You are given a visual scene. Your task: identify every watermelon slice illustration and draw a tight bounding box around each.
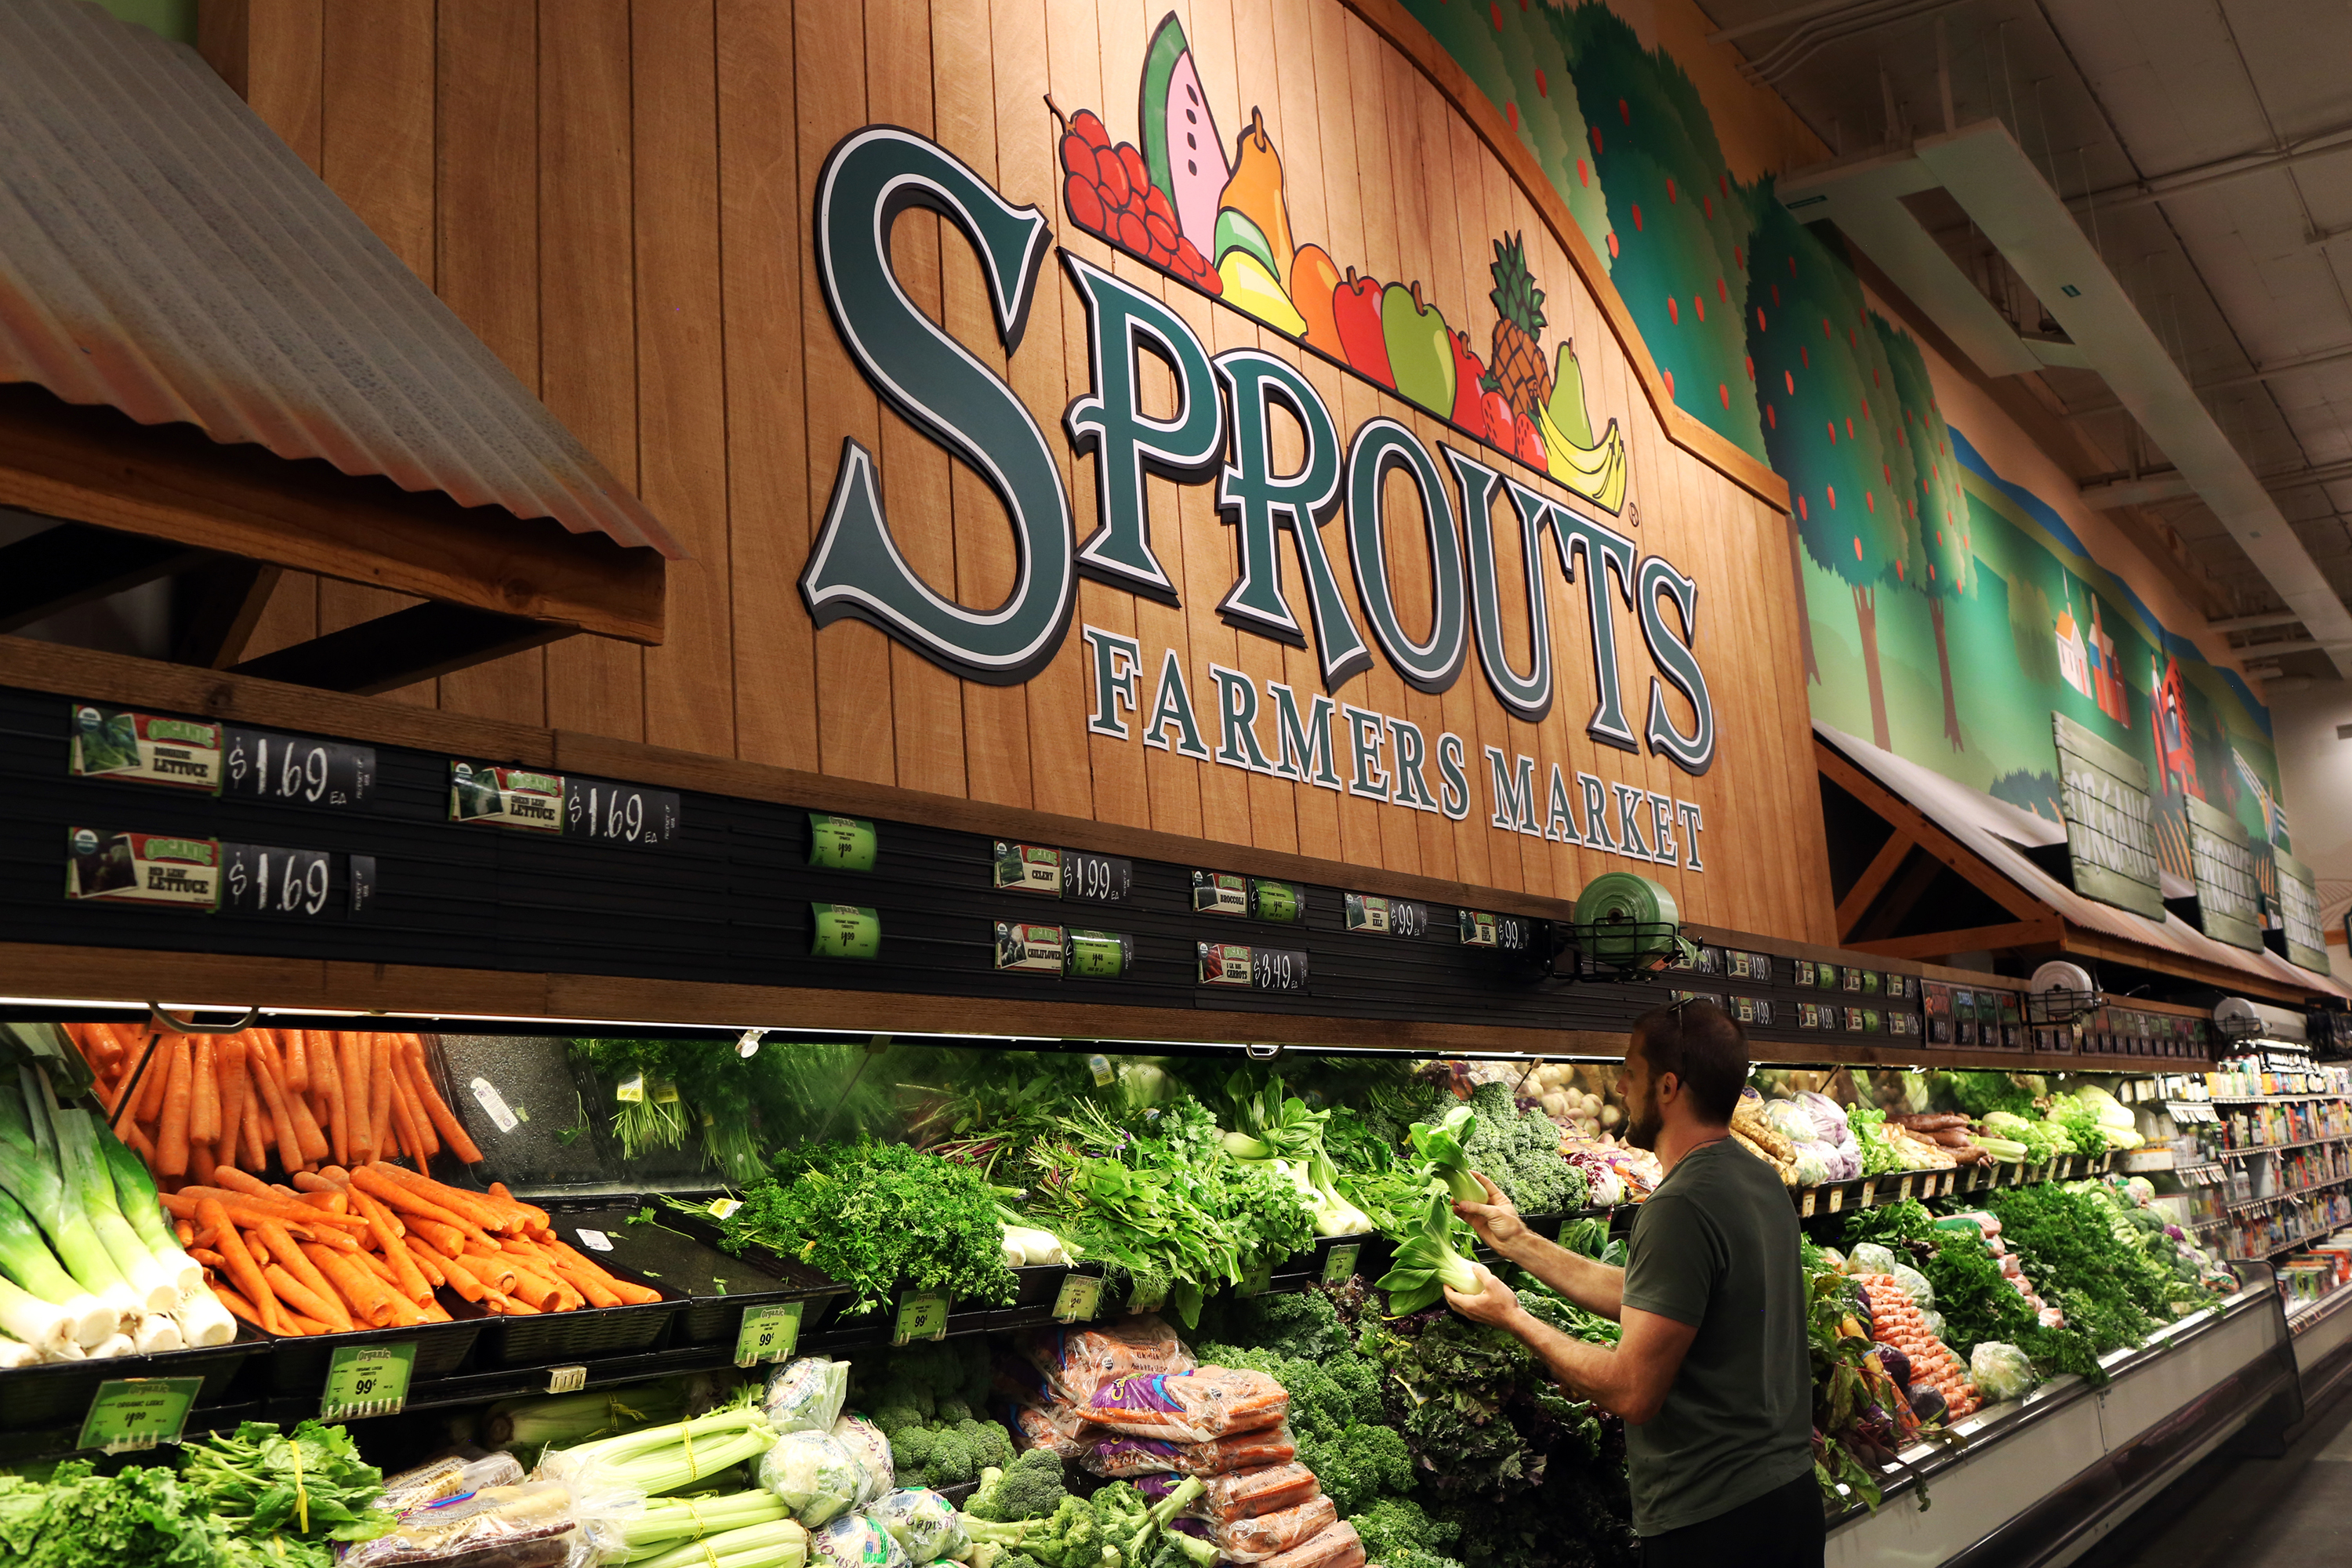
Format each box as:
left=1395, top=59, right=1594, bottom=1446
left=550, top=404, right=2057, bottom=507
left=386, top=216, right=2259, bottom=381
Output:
left=1141, top=13, right=1229, bottom=254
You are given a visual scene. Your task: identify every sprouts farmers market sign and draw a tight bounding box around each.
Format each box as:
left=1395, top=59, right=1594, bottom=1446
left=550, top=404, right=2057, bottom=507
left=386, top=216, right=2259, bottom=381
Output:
left=804, top=125, right=1721, bottom=871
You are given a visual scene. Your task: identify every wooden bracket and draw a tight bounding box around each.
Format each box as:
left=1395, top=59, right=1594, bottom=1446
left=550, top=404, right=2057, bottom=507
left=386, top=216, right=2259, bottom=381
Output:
left=230, top=602, right=566, bottom=695
left=0, top=521, right=210, bottom=633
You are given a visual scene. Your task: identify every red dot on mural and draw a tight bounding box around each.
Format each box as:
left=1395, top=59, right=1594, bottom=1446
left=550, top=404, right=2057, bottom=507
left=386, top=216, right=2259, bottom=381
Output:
left=1788, top=255, right=1797, bottom=275
left=1801, top=347, right=1809, bottom=368
left=1758, top=307, right=1768, bottom=332
left=1734, top=244, right=1744, bottom=268
left=1821, top=318, right=1832, bottom=339
left=1508, top=101, right=1519, bottom=129
left=1929, top=564, right=1936, bottom=580
left=1827, top=421, right=1836, bottom=443
left=1894, top=558, right=1904, bottom=580
left=1663, top=368, right=1675, bottom=396
left=1828, top=487, right=1838, bottom=510
left=1537, top=68, right=1548, bottom=96
left=1620, top=96, right=1631, bottom=124
left=1577, top=158, right=1589, bottom=187
left=1490, top=2, right=1502, bottom=27
left=1667, top=177, right=1677, bottom=203
left=1936, top=530, right=1944, bottom=545
left=1704, top=195, right=1713, bottom=220
left=1716, top=276, right=1727, bottom=302
left=1668, top=296, right=1679, bottom=324
left=1606, top=230, right=1619, bottom=259
left=1784, top=370, right=1794, bottom=395
left=1719, top=383, right=1730, bottom=408
left=1632, top=202, right=1644, bottom=230
left=1884, top=463, right=1893, bottom=482
left=1745, top=354, right=1755, bottom=379
left=1867, top=492, right=1876, bottom=513
left=1846, top=417, right=1855, bottom=440
left=1694, top=296, right=1704, bottom=321
left=1592, top=126, right=1605, bottom=156
left=1768, top=403, right=1777, bottom=429
left=1873, top=368, right=1882, bottom=388
left=1798, top=495, right=1808, bottom=520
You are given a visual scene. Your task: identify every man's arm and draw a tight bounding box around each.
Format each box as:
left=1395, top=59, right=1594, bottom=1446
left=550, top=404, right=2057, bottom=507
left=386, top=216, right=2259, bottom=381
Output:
left=1445, top=1265, right=1697, bottom=1425
left=1455, top=1174, right=1624, bottom=1320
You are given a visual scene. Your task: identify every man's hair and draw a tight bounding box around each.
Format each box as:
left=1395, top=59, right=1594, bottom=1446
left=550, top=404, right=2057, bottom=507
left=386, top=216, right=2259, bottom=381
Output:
left=1632, top=1000, right=1748, bottom=1124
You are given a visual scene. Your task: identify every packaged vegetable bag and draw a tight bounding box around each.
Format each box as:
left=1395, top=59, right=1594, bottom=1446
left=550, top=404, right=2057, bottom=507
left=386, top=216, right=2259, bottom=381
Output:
left=1082, top=1423, right=1298, bottom=1478
left=1203, top=1494, right=1338, bottom=1559
left=1969, top=1341, right=2035, bottom=1403
left=1018, top=1316, right=1195, bottom=1404
left=871, top=1489, right=966, bottom=1563
left=766, top=1357, right=852, bottom=1434
left=1255, top=1520, right=1364, bottom=1568
left=1084, top=1367, right=1289, bottom=1442
left=760, top=1429, right=865, bottom=1525
left=810, top=1512, right=911, bottom=1568
left=1138, top=1463, right=1321, bottom=1523
left=831, top=1414, right=896, bottom=1505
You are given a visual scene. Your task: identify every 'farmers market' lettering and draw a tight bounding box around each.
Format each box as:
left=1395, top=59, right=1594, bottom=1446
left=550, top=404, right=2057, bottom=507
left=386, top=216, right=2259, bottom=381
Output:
left=805, top=126, right=1715, bottom=779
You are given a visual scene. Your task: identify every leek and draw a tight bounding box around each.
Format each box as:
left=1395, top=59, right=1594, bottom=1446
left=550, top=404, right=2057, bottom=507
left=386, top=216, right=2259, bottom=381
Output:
left=0, top=1182, right=115, bottom=1345
left=631, top=1520, right=808, bottom=1568
left=483, top=1378, right=693, bottom=1451
left=48, top=1097, right=181, bottom=1311
left=0, top=1272, right=77, bottom=1351
left=0, top=1070, right=135, bottom=1312
left=539, top=1405, right=778, bottom=1496
left=96, top=1118, right=205, bottom=1296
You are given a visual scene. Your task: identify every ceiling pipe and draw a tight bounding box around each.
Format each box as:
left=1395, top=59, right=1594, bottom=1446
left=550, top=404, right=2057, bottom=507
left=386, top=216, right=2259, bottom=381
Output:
left=2209, top=612, right=2307, bottom=633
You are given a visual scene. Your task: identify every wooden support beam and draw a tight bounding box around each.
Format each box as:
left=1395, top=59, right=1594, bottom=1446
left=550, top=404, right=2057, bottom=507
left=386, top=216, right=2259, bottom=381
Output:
left=1848, top=847, right=1955, bottom=944
left=170, top=557, right=281, bottom=668
left=1835, top=830, right=1918, bottom=938
left=0, top=521, right=209, bottom=633
left=0, top=385, right=665, bottom=644
left=1815, top=741, right=2049, bottom=922
left=1850, top=918, right=2067, bottom=961
left=230, top=601, right=567, bottom=695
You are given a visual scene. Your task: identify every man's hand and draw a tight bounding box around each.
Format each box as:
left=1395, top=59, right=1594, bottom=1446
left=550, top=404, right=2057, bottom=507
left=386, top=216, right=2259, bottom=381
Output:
left=1442, top=1261, right=1522, bottom=1327
left=1454, top=1173, right=1529, bottom=1257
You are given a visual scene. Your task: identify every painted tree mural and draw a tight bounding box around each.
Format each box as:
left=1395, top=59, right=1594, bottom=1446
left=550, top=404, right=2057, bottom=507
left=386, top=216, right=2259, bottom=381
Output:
left=1876, top=317, right=1971, bottom=748
left=1746, top=193, right=1907, bottom=749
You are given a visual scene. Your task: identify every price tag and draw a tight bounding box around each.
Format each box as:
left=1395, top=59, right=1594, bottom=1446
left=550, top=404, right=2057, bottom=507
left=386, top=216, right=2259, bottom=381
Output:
left=1801, top=1189, right=1817, bottom=1217
left=1322, top=1243, right=1361, bottom=1285
left=546, top=1364, right=588, bottom=1395
left=565, top=778, right=681, bottom=847
left=707, top=1198, right=742, bottom=1221
left=736, top=1301, right=805, bottom=1366
left=321, top=1341, right=416, bottom=1421
left=70, top=704, right=223, bottom=792
left=470, top=1077, right=520, bottom=1134
left=1250, top=879, right=1303, bottom=923
left=220, top=843, right=336, bottom=919
left=995, top=920, right=1065, bottom=974
left=1860, top=1179, right=1877, bottom=1207
left=1065, top=930, right=1132, bottom=979
left=66, top=828, right=221, bottom=909
left=808, top=813, right=877, bottom=870
left=576, top=1228, right=614, bottom=1251
left=1054, top=1273, right=1105, bottom=1323
left=448, top=760, right=564, bottom=832
left=1459, top=910, right=1499, bottom=947
left=1192, top=871, right=1247, bottom=913
left=1899, top=1176, right=1915, bottom=1203
left=1237, top=1259, right=1274, bottom=1297
left=894, top=1290, right=950, bottom=1345
left=77, top=1377, right=203, bottom=1454
left=348, top=855, right=378, bottom=919
left=811, top=903, right=881, bottom=959
left=1088, top=1054, right=1115, bottom=1087
left=1251, top=947, right=1309, bottom=992
left=225, top=727, right=374, bottom=808
left=994, top=842, right=1064, bottom=893
left=1345, top=893, right=1391, bottom=933
left=1062, top=850, right=1132, bottom=902
left=1199, top=942, right=1254, bottom=987
left=1828, top=1186, right=1845, bottom=1214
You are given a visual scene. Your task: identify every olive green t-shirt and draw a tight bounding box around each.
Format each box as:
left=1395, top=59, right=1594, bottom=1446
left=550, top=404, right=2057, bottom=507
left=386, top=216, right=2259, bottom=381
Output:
left=1619, top=1138, right=1813, bottom=1536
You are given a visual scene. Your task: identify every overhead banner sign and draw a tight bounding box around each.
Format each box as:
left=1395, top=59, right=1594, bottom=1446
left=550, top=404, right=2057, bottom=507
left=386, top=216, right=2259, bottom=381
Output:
left=2182, top=792, right=2263, bottom=952
left=2269, top=847, right=2331, bottom=976
left=2052, top=713, right=2165, bottom=922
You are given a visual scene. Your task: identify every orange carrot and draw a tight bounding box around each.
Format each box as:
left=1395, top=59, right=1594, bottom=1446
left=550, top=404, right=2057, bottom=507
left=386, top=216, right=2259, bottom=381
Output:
left=150, top=1032, right=191, bottom=1179
left=282, top=1029, right=310, bottom=1095
left=485, top=1181, right=550, bottom=1232
left=243, top=1037, right=307, bottom=1173
left=191, top=1033, right=220, bottom=1144
left=436, top=1251, right=489, bottom=1302
left=254, top=1033, right=329, bottom=1165
left=387, top=1078, right=424, bottom=1167
left=339, top=1034, right=372, bottom=1164
left=374, top=1165, right=523, bottom=1234
left=212, top=1167, right=277, bottom=1200
left=539, top=1251, right=622, bottom=1308
left=262, top=1261, right=347, bottom=1330
left=367, top=1036, right=396, bottom=1169
left=238, top=1088, right=270, bottom=1172
left=302, top=1240, right=399, bottom=1327
left=214, top=1034, right=252, bottom=1171
left=397, top=1046, right=441, bottom=1160
left=350, top=1167, right=488, bottom=1242
left=120, top=1118, right=156, bottom=1164
left=312, top=1029, right=348, bottom=1169
left=164, top=1188, right=367, bottom=1234
left=405, top=1037, right=483, bottom=1163
left=199, top=1197, right=281, bottom=1335
left=259, top=1219, right=351, bottom=1331
left=543, top=1239, right=662, bottom=1304
left=134, top=1031, right=172, bottom=1124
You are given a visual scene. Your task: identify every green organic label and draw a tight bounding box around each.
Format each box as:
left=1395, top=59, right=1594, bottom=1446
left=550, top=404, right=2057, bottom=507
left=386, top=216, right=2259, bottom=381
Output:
left=1321, top=1243, right=1361, bottom=1285
left=736, top=1301, right=805, bottom=1367
left=811, top=903, right=881, bottom=958
left=808, top=813, right=878, bottom=870
left=1250, top=879, right=1301, bottom=922
left=78, top=1377, right=204, bottom=1454
left=69, top=704, right=223, bottom=793
left=894, top=1290, right=951, bottom=1345
left=1459, top=910, right=1498, bottom=947
left=995, top=841, right=1064, bottom=893
left=995, top=920, right=1065, bottom=972
left=1065, top=931, right=1130, bottom=978
left=1192, top=871, right=1247, bottom=913
left=1237, top=1259, right=1274, bottom=1297
left=1053, top=1273, right=1105, bottom=1323
left=321, top=1342, right=415, bottom=1421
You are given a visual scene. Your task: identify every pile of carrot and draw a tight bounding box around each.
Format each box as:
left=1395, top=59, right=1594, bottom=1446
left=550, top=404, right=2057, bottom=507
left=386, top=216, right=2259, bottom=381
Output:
left=166, top=1160, right=661, bottom=1336
left=62, top=1025, right=481, bottom=1185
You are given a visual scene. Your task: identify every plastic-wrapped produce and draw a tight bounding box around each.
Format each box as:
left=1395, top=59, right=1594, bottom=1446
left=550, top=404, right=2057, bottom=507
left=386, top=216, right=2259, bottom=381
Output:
left=870, top=1490, right=965, bottom=1563
left=376, top=1454, right=530, bottom=1514
left=760, top=1431, right=865, bottom=1526
left=1201, top=1495, right=1337, bottom=1560
left=1254, top=1521, right=1364, bottom=1568
left=1759, top=1100, right=1817, bottom=1145
left=1085, top=1368, right=1289, bottom=1441
left=1083, top=1424, right=1298, bottom=1477
left=1795, top=1091, right=1849, bottom=1142
left=1018, top=1317, right=1196, bottom=1404
left=1847, top=1243, right=1900, bottom=1277
left=1007, top=1399, right=1095, bottom=1459
left=340, top=1482, right=593, bottom=1568
left=832, top=1415, right=895, bottom=1506
left=1791, top=1145, right=1833, bottom=1187
left=767, top=1358, right=852, bottom=1434
left=1969, top=1341, right=2035, bottom=1403
left=1138, top=1463, right=1321, bottom=1523
left=809, top=1513, right=910, bottom=1568
left=1889, top=1264, right=1935, bottom=1309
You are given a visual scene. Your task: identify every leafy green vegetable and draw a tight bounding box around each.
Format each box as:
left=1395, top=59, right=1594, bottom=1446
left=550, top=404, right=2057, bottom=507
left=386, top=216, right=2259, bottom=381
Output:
left=1843, top=1105, right=1904, bottom=1178
left=1374, top=1190, right=1485, bottom=1314
left=1408, top=1105, right=1484, bottom=1203
left=180, top=1421, right=393, bottom=1545
left=0, top=1462, right=215, bottom=1568
left=1350, top=1496, right=1465, bottom=1568
left=1458, top=1083, right=1587, bottom=1214
left=712, top=1138, right=1017, bottom=1315
left=1929, top=1071, right=2036, bottom=1120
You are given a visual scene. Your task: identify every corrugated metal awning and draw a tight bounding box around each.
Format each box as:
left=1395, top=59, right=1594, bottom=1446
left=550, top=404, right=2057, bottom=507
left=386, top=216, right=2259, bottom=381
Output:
left=1818, top=722, right=2348, bottom=1000
left=0, top=0, right=679, bottom=559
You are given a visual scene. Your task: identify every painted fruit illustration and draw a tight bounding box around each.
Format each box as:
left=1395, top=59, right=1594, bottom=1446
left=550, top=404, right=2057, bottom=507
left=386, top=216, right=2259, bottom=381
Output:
left=1513, top=412, right=1548, bottom=470
left=1381, top=281, right=1456, bottom=418
left=1481, top=387, right=1515, bottom=450
left=1058, top=105, right=1220, bottom=294
left=1220, top=249, right=1309, bottom=337
left=1214, top=207, right=1281, bottom=281
left=1488, top=232, right=1554, bottom=424
left=1545, top=341, right=1596, bottom=448
left=1219, top=107, right=1294, bottom=280
left=1333, top=268, right=1392, bottom=388
left=1141, top=15, right=1230, bottom=252
left=1290, top=244, right=1347, bottom=360
left=1448, top=331, right=1488, bottom=431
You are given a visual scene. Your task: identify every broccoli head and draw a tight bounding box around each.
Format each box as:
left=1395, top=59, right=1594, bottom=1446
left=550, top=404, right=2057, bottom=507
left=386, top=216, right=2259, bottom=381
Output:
left=965, top=1449, right=1069, bottom=1523
left=936, top=1396, right=975, bottom=1425
left=873, top=1403, right=926, bottom=1438
left=960, top=1417, right=1017, bottom=1472
left=1296, top=1424, right=1414, bottom=1515
left=963, top=1494, right=1096, bottom=1568
left=920, top=1425, right=980, bottom=1488
left=891, top=1425, right=938, bottom=1472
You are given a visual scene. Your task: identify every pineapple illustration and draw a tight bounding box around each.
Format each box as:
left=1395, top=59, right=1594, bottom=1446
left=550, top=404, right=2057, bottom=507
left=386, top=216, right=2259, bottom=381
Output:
left=1488, top=232, right=1554, bottom=424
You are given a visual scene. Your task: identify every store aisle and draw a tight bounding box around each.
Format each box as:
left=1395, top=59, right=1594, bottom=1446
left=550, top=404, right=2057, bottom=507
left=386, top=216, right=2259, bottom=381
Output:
left=2089, top=1390, right=2352, bottom=1567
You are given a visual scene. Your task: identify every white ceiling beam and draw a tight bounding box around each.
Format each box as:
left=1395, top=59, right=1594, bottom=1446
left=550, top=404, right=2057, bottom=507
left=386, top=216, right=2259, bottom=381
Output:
left=2209, top=612, right=2305, bottom=633
left=2081, top=452, right=2352, bottom=509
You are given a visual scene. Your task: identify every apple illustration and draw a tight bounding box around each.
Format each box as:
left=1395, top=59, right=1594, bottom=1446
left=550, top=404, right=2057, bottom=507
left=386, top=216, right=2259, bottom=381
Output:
left=1449, top=332, right=1488, bottom=432
left=1334, top=267, right=1393, bottom=388
left=1481, top=387, right=1514, bottom=452
left=1381, top=281, right=1457, bottom=417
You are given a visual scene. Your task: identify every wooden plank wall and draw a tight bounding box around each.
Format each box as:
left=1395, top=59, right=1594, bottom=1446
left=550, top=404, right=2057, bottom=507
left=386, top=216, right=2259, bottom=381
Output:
left=200, top=0, right=1836, bottom=946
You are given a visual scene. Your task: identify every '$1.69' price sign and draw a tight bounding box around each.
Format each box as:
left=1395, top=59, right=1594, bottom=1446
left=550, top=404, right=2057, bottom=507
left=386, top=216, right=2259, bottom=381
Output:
left=321, top=1342, right=416, bottom=1421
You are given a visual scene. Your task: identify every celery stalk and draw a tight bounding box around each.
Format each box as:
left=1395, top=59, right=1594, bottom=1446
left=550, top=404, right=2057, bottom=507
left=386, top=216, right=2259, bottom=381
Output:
left=632, top=1521, right=808, bottom=1568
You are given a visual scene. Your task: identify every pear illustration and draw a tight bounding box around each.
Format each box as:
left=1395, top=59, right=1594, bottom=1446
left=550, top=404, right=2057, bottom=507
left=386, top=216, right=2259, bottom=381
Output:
left=1217, top=108, right=1294, bottom=280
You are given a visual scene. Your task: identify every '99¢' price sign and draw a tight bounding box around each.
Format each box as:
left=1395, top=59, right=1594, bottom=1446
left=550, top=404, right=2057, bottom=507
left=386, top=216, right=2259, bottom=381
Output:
left=320, top=1342, right=416, bottom=1421
left=735, top=1301, right=805, bottom=1367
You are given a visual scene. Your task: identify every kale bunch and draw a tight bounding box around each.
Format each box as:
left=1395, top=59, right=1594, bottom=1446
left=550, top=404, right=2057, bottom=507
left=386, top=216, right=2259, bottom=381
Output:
left=1193, top=1335, right=1406, bottom=1514
left=720, top=1138, right=1018, bottom=1315
left=1459, top=1082, right=1588, bottom=1214
left=1350, top=1497, right=1465, bottom=1568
